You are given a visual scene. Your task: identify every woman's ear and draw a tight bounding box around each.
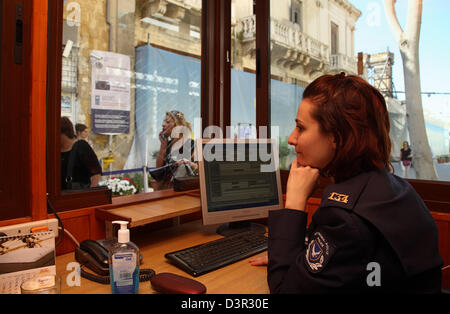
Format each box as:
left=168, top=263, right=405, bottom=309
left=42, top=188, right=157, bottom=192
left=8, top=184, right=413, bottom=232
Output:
left=328, top=134, right=337, bottom=150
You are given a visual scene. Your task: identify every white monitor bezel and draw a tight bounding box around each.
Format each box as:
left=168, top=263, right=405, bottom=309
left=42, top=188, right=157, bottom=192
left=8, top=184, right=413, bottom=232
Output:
left=196, top=138, right=284, bottom=226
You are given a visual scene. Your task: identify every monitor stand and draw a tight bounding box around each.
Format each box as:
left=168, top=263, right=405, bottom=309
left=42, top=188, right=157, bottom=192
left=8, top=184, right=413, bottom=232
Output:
left=216, top=221, right=266, bottom=237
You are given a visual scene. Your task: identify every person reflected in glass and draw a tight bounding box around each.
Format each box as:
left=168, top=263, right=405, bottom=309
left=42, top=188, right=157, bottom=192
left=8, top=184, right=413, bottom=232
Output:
left=61, top=117, right=102, bottom=190
left=249, top=73, right=442, bottom=293
left=75, top=123, right=94, bottom=148
left=154, top=110, right=197, bottom=190
left=400, top=140, right=412, bottom=178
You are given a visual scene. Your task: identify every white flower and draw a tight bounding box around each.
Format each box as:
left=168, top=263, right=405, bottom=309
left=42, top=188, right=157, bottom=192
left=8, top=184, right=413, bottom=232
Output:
left=99, top=177, right=137, bottom=196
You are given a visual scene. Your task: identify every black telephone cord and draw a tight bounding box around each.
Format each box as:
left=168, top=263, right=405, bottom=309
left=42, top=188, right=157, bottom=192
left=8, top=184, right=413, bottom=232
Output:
left=80, top=265, right=155, bottom=285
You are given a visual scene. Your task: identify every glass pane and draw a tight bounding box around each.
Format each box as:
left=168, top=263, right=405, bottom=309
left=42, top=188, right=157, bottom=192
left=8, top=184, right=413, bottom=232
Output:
left=231, top=0, right=257, bottom=139
left=60, top=0, right=202, bottom=195
left=269, top=0, right=450, bottom=181
left=269, top=0, right=310, bottom=170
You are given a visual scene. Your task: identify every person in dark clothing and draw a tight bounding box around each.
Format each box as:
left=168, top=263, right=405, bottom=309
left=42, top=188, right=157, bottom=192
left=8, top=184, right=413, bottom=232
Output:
left=61, top=117, right=102, bottom=190
left=400, top=140, right=412, bottom=178
left=250, top=73, right=443, bottom=293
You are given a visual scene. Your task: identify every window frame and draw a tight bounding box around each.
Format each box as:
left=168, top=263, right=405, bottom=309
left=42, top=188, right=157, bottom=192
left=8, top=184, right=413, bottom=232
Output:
left=46, top=0, right=111, bottom=212
left=0, top=0, right=31, bottom=220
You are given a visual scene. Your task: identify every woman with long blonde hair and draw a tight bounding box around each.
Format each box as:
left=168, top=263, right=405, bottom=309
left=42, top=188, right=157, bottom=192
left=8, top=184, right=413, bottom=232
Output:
left=154, top=110, right=197, bottom=189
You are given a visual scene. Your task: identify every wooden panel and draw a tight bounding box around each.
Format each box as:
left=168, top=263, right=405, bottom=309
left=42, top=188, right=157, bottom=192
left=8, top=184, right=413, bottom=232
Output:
left=55, top=215, right=91, bottom=256
left=98, top=195, right=201, bottom=228
left=0, top=0, right=31, bottom=220
left=432, top=212, right=450, bottom=289
left=30, top=0, right=48, bottom=221
left=306, top=197, right=321, bottom=226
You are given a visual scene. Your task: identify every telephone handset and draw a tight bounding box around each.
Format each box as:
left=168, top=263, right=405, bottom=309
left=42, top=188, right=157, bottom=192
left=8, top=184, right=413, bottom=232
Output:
left=75, top=239, right=153, bottom=284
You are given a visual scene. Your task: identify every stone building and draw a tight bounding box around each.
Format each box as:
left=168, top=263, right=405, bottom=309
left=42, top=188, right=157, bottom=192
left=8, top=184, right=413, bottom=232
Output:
left=61, top=0, right=360, bottom=171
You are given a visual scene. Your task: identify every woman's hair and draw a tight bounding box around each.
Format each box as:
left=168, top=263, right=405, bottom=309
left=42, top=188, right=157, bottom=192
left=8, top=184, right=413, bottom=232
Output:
left=75, top=123, right=88, bottom=134
left=303, top=73, right=392, bottom=181
left=166, top=110, right=192, bottom=134
left=61, top=116, right=77, bottom=139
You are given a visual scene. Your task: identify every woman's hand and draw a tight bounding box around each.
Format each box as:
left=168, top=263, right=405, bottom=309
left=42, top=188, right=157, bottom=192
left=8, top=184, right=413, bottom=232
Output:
left=159, top=131, right=169, bottom=146
left=248, top=254, right=268, bottom=266
left=174, top=158, right=198, bottom=171
left=285, top=160, right=320, bottom=211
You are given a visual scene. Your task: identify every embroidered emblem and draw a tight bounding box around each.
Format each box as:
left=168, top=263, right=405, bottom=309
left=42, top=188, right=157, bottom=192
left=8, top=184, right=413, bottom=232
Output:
left=328, top=192, right=349, bottom=204
left=305, top=231, right=335, bottom=273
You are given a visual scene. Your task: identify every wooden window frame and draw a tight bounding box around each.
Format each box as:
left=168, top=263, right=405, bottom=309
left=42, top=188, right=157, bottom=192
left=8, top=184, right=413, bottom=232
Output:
left=0, top=0, right=48, bottom=224
left=46, top=0, right=111, bottom=212
left=0, top=0, right=32, bottom=221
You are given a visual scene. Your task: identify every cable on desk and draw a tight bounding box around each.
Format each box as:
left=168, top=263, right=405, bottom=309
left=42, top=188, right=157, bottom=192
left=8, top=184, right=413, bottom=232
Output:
left=47, top=195, right=64, bottom=247
left=80, top=266, right=155, bottom=284
left=59, top=227, right=80, bottom=247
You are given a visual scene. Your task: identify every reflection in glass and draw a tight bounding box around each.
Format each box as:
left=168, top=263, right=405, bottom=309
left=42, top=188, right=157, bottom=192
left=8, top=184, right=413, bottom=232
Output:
left=231, top=0, right=257, bottom=140
left=60, top=0, right=202, bottom=193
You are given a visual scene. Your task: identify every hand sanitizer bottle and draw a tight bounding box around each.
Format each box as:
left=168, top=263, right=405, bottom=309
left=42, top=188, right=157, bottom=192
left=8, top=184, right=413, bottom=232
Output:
left=108, top=221, right=140, bottom=294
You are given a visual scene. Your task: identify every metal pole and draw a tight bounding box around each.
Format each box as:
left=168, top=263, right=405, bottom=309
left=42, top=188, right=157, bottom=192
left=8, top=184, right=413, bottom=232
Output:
left=143, top=139, right=149, bottom=193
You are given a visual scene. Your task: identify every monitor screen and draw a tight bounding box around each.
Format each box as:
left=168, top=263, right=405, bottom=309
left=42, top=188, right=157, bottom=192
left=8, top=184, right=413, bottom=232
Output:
left=197, top=138, right=283, bottom=234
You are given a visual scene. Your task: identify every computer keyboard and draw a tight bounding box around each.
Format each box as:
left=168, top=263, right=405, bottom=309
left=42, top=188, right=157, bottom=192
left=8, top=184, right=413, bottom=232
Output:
left=165, top=230, right=268, bottom=277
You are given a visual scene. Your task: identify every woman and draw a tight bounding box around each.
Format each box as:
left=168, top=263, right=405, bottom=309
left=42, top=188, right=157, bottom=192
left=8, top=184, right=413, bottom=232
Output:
left=251, top=73, right=442, bottom=293
left=61, top=117, right=102, bottom=189
left=75, top=122, right=94, bottom=148
left=400, top=140, right=412, bottom=178
left=154, top=110, right=197, bottom=190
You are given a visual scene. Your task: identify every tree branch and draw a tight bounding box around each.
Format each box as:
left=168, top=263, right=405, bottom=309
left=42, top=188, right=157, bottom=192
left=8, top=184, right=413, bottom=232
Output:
left=382, top=0, right=404, bottom=43
left=405, top=0, right=422, bottom=43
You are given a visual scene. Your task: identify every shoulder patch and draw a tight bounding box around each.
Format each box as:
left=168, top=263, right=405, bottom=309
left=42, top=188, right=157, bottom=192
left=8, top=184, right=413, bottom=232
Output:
left=328, top=192, right=349, bottom=204
left=305, top=231, right=335, bottom=273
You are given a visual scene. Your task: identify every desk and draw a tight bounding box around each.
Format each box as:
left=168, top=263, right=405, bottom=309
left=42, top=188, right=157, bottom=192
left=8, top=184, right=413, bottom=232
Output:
left=56, top=220, right=269, bottom=294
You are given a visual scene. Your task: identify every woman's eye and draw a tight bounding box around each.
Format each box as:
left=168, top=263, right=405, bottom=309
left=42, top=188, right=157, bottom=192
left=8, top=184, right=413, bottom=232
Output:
left=296, top=125, right=304, bottom=131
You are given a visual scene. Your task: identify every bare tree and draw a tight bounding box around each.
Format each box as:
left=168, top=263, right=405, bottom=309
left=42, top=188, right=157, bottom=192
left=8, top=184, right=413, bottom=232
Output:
left=383, top=0, right=438, bottom=179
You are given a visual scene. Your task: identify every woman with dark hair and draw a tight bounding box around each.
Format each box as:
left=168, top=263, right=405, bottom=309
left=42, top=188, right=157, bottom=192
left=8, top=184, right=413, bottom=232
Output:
left=250, top=73, right=442, bottom=293
left=61, top=117, right=102, bottom=190
left=75, top=122, right=94, bottom=148
left=400, top=140, right=412, bottom=178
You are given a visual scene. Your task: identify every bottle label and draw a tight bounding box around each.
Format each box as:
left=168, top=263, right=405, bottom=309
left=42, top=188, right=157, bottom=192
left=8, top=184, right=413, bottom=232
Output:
left=112, top=252, right=136, bottom=287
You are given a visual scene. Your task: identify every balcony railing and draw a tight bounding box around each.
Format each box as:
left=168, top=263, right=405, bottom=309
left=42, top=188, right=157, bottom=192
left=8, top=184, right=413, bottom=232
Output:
left=329, top=53, right=358, bottom=74
left=239, top=15, right=329, bottom=63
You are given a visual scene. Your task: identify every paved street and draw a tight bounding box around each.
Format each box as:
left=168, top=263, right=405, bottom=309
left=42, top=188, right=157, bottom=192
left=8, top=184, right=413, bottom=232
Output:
left=392, top=160, right=450, bottom=181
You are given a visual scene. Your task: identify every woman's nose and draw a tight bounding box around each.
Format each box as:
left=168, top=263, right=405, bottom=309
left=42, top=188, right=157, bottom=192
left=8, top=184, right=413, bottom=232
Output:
left=288, top=129, right=297, bottom=146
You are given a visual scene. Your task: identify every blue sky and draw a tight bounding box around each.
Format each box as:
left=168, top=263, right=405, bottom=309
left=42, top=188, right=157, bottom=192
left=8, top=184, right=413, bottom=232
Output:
left=352, top=0, right=450, bottom=118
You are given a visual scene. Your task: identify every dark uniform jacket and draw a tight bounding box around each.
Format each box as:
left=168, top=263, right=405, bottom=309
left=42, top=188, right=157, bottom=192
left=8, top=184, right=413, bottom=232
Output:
left=268, top=169, right=443, bottom=293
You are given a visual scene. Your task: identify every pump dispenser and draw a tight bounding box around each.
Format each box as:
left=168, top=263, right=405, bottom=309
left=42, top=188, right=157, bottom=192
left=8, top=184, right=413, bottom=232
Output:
left=108, top=221, right=140, bottom=294
left=116, top=221, right=130, bottom=243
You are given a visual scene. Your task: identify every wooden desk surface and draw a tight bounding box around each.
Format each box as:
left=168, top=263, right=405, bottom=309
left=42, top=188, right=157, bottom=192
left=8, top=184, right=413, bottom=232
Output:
left=56, top=221, right=269, bottom=294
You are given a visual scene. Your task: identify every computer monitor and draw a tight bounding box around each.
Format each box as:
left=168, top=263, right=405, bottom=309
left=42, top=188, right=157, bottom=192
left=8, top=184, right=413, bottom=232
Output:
left=197, top=138, right=284, bottom=236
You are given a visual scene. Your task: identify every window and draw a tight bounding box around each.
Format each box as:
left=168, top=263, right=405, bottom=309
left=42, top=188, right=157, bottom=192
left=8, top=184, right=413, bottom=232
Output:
left=231, top=0, right=257, bottom=139
left=267, top=0, right=450, bottom=202
left=331, top=22, right=339, bottom=55
left=2, top=0, right=445, bottom=222
left=291, top=0, right=303, bottom=30
left=47, top=0, right=203, bottom=210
